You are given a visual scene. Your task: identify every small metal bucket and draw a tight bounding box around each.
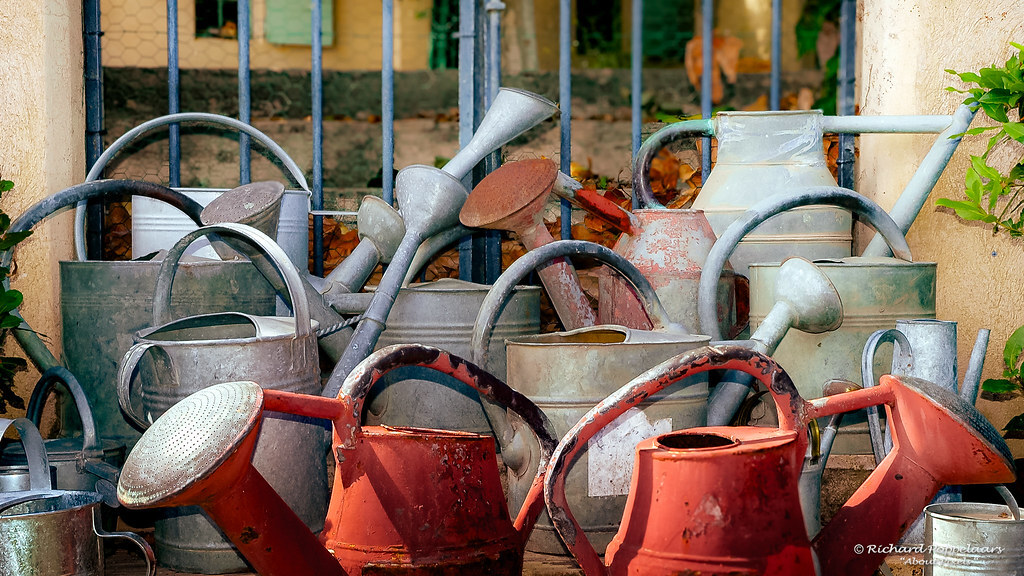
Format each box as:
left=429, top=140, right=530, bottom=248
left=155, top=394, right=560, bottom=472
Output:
left=504, top=325, right=709, bottom=554
left=925, top=502, right=1024, bottom=575
left=0, top=491, right=154, bottom=576
left=117, top=224, right=326, bottom=574
left=367, top=278, right=541, bottom=435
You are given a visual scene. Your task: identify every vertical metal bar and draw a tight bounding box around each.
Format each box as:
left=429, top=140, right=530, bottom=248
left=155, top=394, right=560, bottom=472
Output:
left=168, top=0, right=181, bottom=188
left=484, top=0, right=505, bottom=282
left=311, top=0, right=324, bottom=275
left=837, top=0, right=856, bottom=189
left=84, top=0, right=104, bottom=259
left=558, top=0, right=571, bottom=240
left=700, top=0, right=712, bottom=178
left=238, top=0, right=251, bottom=184
left=458, top=0, right=481, bottom=281
left=630, top=0, right=643, bottom=210
left=769, top=0, right=781, bottom=111
left=382, top=0, right=395, bottom=206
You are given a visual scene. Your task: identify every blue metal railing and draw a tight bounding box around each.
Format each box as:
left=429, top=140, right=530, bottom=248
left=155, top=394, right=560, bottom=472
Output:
left=87, top=0, right=854, bottom=276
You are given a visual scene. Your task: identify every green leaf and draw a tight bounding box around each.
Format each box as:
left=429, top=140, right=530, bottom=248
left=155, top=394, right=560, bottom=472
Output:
left=0, top=316, right=22, bottom=329
left=1005, top=325, right=1024, bottom=371
left=1004, top=413, right=1024, bottom=434
left=965, top=166, right=983, bottom=203
left=983, top=378, right=1018, bottom=394
left=935, top=198, right=990, bottom=222
left=0, top=180, right=12, bottom=193
left=954, top=71, right=983, bottom=85
left=0, top=230, right=31, bottom=251
left=1003, top=122, right=1024, bottom=143
left=980, top=101, right=1011, bottom=123
left=0, top=290, right=22, bottom=315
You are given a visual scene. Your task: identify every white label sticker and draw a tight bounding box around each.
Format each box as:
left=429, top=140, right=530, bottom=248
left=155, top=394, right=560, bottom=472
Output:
left=587, top=408, right=671, bottom=497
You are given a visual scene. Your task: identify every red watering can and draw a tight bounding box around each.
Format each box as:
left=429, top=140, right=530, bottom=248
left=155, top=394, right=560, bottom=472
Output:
left=544, top=345, right=1015, bottom=576
left=118, top=344, right=556, bottom=575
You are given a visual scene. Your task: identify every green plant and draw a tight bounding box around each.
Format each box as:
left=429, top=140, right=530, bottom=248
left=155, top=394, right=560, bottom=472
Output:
left=795, top=0, right=840, bottom=115
left=940, top=43, right=1024, bottom=439
left=0, top=177, right=32, bottom=413
left=937, top=42, right=1024, bottom=236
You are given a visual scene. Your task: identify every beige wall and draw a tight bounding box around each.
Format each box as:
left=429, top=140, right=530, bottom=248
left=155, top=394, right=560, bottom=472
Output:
left=0, top=0, right=83, bottom=414
left=857, top=1, right=1024, bottom=452
left=102, top=0, right=433, bottom=71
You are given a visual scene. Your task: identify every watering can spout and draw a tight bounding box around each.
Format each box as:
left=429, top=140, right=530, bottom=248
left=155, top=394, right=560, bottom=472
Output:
left=960, top=328, right=990, bottom=405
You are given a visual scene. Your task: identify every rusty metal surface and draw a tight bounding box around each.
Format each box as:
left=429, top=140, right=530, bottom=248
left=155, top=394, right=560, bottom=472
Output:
left=461, top=159, right=595, bottom=330
left=543, top=346, right=1015, bottom=576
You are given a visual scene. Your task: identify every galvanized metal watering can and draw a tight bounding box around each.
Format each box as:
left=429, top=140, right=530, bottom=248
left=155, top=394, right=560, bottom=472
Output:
left=116, top=222, right=326, bottom=573
left=0, top=418, right=155, bottom=576
left=633, top=104, right=976, bottom=275
left=543, top=345, right=1015, bottom=576
left=117, top=344, right=557, bottom=575
left=322, top=87, right=560, bottom=395
left=861, top=319, right=991, bottom=544
left=698, top=187, right=924, bottom=452
left=0, top=179, right=277, bottom=447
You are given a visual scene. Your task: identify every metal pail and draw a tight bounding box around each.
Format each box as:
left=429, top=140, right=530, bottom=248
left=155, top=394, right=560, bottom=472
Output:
left=116, top=225, right=326, bottom=574
left=60, top=259, right=276, bottom=447
left=925, top=502, right=1024, bottom=575
left=366, top=278, right=541, bottom=435
left=505, top=326, right=709, bottom=554
left=692, top=111, right=853, bottom=275
left=132, top=187, right=310, bottom=268
left=0, top=491, right=153, bottom=576
left=748, top=257, right=936, bottom=454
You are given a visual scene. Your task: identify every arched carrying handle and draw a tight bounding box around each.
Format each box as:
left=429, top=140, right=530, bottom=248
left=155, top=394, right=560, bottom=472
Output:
left=543, top=345, right=807, bottom=576
left=116, top=343, right=161, bottom=431
left=26, top=367, right=102, bottom=455
left=0, top=417, right=52, bottom=491
left=861, top=329, right=913, bottom=465
left=335, top=344, right=559, bottom=536
left=151, top=222, right=312, bottom=341
left=631, top=119, right=714, bottom=209
left=697, top=186, right=914, bottom=341
left=95, top=518, right=157, bottom=576
left=0, top=180, right=203, bottom=372
left=76, top=112, right=311, bottom=260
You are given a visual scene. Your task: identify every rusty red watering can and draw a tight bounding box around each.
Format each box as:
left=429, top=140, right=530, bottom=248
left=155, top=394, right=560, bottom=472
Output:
left=544, top=345, right=1015, bottom=576
left=118, top=344, right=556, bottom=576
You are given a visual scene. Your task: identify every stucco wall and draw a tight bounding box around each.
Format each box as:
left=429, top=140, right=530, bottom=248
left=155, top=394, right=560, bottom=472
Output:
left=101, top=0, right=432, bottom=71
left=0, top=0, right=83, bottom=413
left=857, top=1, right=1024, bottom=451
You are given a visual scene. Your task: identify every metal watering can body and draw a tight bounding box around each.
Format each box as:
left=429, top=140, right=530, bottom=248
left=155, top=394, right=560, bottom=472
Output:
left=116, top=223, right=327, bottom=574
left=504, top=326, right=709, bottom=555
left=597, top=209, right=738, bottom=337
left=543, top=346, right=1015, bottom=576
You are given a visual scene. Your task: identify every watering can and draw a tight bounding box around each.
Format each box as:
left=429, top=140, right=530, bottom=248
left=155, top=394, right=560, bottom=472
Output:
left=0, top=179, right=277, bottom=447
left=924, top=487, right=1024, bottom=575
left=116, top=222, right=326, bottom=573
left=0, top=417, right=155, bottom=576
left=117, top=344, right=557, bottom=575
left=364, top=278, right=540, bottom=434
left=698, top=187, right=926, bottom=453
left=543, top=345, right=1015, bottom=576
left=322, top=87, right=560, bottom=395
left=633, top=104, right=976, bottom=275
left=0, top=367, right=123, bottom=511
left=470, top=239, right=709, bottom=553
left=861, top=319, right=991, bottom=544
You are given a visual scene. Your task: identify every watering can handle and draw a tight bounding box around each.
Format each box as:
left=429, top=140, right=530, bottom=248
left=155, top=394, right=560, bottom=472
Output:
left=95, top=520, right=157, bottom=576
left=697, top=186, right=913, bottom=341
left=543, top=345, right=807, bottom=576
left=26, top=366, right=102, bottom=454
left=0, top=180, right=203, bottom=374
left=0, top=417, right=53, bottom=491
left=631, top=119, right=714, bottom=209
left=860, top=329, right=913, bottom=465
left=151, top=222, right=313, bottom=341
left=116, top=342, right=159, bottom=431
left=469, top=240, right=687, bottom=476
left=330, top=343, right=558, bottom=537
